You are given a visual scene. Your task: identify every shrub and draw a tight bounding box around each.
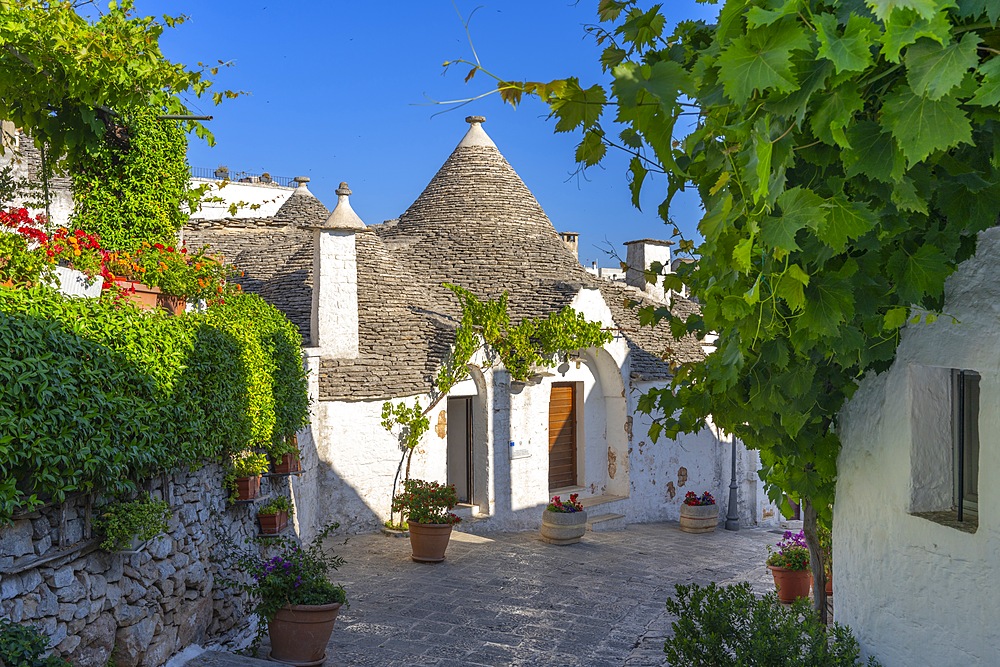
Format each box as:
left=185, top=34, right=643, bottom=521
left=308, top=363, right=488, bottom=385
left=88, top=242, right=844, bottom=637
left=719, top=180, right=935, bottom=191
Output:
left=0, top=618, right=70, bottom=667
left=0, top=285, right=309, bottom=521
left=95, top=495, right=171, bottom=551
left=663, top=582, right=879, bottom=667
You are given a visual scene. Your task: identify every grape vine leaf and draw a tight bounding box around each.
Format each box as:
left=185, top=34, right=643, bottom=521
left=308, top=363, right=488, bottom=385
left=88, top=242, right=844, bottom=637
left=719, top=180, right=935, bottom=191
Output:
left=881, top=85, right=972, bottom=165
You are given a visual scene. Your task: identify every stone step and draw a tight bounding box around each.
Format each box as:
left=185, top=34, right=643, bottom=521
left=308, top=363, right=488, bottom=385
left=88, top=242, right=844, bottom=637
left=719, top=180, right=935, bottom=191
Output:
left=586, top=512, right=627, bottom=532
left=579, top=493, right=627, bottom=509
left=176, top=649, right=274, bottom=667
left=452, top=503, right=480, bottom=520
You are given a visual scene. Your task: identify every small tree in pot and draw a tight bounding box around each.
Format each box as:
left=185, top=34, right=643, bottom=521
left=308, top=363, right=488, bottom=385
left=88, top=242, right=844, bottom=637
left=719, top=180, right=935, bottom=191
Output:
left=391, top=479, right=460, bottom=563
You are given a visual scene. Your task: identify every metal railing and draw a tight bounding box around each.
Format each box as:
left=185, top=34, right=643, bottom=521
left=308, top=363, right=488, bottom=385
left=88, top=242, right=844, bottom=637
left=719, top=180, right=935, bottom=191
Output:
left=190, top=166, right=296, bottom=188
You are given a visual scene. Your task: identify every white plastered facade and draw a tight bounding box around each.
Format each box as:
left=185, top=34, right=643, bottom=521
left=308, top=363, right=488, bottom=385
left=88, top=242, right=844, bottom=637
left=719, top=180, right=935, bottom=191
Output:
left=835, top=227, right=1000, bottom=666
left=293, top=235, right=776, bottom=538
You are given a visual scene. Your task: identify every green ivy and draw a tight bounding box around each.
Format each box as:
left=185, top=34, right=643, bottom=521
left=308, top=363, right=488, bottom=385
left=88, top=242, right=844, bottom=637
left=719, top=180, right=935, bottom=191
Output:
left=94, top=494, right=170, bottom=551
left=0, top=286, right=309, bottom=522
left=70, top=105, right=195, bottom=251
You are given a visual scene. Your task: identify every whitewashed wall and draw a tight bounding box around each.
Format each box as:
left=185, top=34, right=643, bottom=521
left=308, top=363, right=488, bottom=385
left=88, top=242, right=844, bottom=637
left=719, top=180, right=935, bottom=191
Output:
left=835, top=227, right=1000, bottom=666
left=626, top=380, right=776, bottom=526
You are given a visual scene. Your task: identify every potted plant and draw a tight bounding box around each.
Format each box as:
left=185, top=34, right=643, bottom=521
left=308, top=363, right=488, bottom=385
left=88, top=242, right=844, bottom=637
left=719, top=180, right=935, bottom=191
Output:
left=226, top=526, right=347, bottom=665
left=258, top=495, right=294, bottom=535
left=679, top=490, right=718, bottom=533
left=228, top=451, right=270, bottom=501
left=94, top=495, right=171, bottom=552
left=391, top=479, right=460, bottom=562
left=269, top=433, right=301, bottom=474
left=106, top=242, right=240, bottom=313
left=766, top=530, right=812, bottom=603
left=214, top=165, right=230, bottom=179
left=540, top=493, right=587, bottom=545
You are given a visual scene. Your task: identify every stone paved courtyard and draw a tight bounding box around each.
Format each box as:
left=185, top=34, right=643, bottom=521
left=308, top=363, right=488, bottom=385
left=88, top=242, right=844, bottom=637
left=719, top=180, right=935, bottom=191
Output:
left=188, top=522, right=785, bottom=667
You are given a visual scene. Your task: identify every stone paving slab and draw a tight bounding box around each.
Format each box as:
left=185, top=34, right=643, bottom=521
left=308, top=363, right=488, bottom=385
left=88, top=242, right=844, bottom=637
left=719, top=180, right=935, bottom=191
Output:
left=196, top=523, right=785, bottom=666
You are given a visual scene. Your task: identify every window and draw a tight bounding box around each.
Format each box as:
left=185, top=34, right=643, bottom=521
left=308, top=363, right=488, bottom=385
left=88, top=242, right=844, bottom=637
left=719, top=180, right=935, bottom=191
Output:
left=908, top=365, right=979, bottom=533
left=952, top=370, right=979, bottom=519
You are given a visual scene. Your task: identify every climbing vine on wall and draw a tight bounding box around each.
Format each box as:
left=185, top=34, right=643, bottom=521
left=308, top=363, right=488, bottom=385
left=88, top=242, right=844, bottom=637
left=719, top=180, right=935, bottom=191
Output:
left=71, top=106, right=196, bottom=251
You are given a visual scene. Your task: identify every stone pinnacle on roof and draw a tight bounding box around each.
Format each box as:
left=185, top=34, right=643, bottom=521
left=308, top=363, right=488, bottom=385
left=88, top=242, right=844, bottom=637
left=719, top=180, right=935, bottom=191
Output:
left=323, top=181, right=367, bottom=230
left=458, top=115, right=496, bottom=149
left=291, top=175, right=315, bottom=198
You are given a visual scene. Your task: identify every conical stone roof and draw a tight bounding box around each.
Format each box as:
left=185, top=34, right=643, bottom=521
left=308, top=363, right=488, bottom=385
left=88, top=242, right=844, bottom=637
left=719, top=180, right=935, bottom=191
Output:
left=377, top=117, right=589, bottom=321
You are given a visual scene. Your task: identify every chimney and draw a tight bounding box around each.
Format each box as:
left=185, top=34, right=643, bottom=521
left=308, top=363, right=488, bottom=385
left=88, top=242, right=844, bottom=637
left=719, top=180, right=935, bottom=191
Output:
left=559, top=231, right=579, bottom=261
left=624, top=239, right=673, bottom=303
left=310, top=181, right=367, bottom=355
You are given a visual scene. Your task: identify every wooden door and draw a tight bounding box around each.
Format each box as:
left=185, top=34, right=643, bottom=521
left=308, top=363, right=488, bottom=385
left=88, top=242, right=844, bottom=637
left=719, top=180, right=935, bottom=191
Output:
left=548, top=383, right=578, bottom=490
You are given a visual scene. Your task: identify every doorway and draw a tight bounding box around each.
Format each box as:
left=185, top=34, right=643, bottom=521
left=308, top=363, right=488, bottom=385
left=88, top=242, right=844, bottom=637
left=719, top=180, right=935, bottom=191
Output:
left=447, top=397, right=473, bottom=503
left=548, top=382, right=579, bottom=490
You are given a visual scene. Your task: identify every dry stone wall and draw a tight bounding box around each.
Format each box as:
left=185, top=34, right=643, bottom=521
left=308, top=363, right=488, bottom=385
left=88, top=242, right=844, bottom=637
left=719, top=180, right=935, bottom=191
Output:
left=0, top=462, right=284, bottom=666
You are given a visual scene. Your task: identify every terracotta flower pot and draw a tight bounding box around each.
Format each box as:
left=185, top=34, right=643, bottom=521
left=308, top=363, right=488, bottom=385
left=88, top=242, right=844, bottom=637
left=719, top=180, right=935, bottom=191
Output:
left=272, top=452, right=302, bottom=474
left=407, top=522, right=454, bottom=563
left=268, top=602, right=341, bottom=666
left=115, top=279, right=185, bottom=315
left=767, top=565, right=812, bottom=603
left=235, top=475, right=261, bottom=501
left=679, top=503, right=719, bottom=533
left=540, top=509, right=588, bottom=545
left=259, top=510, right=288, bottom=535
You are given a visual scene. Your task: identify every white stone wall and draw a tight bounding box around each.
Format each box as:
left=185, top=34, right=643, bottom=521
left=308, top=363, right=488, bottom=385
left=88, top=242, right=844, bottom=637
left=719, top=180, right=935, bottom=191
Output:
left=626, top=381, right=776, bottom=526
left=835, top=227, right=1000, bottom=666
left=187, top=179, right=293, bottom=221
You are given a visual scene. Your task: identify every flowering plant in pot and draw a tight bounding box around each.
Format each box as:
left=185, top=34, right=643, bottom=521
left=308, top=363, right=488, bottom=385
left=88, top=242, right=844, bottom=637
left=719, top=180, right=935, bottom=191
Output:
left=107, top=242, right=241, bottom=311
left=766, top=530, right=812, bottom=603
left=391, top=479, right=460, bottom=562
left=541, top=493, right=588, bottom=545
left=258, top=495, right=294, bottom=535
left=679, top=490, right=719, bottom=534
left=224, top=525, right=347, bottom=663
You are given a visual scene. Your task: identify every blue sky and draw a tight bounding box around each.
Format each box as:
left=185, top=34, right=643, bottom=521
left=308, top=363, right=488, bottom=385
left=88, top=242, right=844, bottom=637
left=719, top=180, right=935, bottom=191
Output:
left=139, top=1, right=718, bottom=268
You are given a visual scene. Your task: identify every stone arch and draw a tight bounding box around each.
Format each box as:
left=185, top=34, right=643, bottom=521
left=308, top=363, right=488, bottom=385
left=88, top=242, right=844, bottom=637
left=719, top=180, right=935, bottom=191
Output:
left=445, top=365, right=491, bottom=515
left=581, top=346, right=629, bottom=498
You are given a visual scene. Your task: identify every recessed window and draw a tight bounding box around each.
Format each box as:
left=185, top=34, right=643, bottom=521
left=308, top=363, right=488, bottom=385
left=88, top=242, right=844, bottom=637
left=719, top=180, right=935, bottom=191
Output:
left=908, top=365, right=979, bottom=533
left=952, top=370, right=979, bottom=519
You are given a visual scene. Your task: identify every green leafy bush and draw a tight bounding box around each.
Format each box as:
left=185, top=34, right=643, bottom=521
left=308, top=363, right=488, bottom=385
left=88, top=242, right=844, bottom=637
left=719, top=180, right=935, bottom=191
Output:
left=0, top=285, right=309, bottom=521
left=663, top=582, right=879, bottom=667
left=95, top=495, right=170, bottom=551
left=0, top=618, right=70, bottom=667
